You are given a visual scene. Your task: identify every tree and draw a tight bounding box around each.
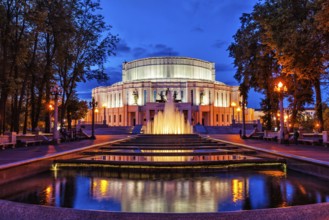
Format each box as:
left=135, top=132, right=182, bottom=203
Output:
left=55, top=0, right=118, bottom=128
left=229, top=0, right=327, bottom=132
left=0, top=0, right=117, bottom=133
left=228, top=12, right=280, bottom=131
left=323, top=103, right=329, bottom=130
left=0, top=1, right=31, bottom=133
left=255, top=0, right=328, bottom=131
left=66, top=95, right=88, bottom=129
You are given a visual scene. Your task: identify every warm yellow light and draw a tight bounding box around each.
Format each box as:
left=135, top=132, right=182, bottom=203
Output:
left=46, top=186, right=52, bottom=194
left=100, top=179, right=109, bottom=196
left=232, top=179, right=243, bottom=203
left=316, top=123, right=319, bottom=127
left=237, top=107, right=241, bottom=112
left=259, top=170, right=285, bottom=177
left=95, top=108, right=99, bottom=113
left=102, top=104, right=107, bottom=108
left=231, top=102, right=236, bottom=107
left=49, top=104, right=54, bottom=110
left=278, top=81, right=283, bottom=88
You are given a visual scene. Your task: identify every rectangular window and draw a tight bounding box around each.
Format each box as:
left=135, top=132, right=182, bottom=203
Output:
left=144, top=90, right=147, bottom=104
left=114, top=115, right=116, bottom=123
left=154, top=90, right=157, bottom=102
left=227, top=114, right=229, bottom=122
left=181, top=90, right=184, bottom=101
left=119, top=115, right=122, bottom=123
left=191, top=90, right=193, bottom=105
left=216, top=114, right=218, bottom=122
left=119, top=93, right=121, bottom=106
left=109, top=115, right=111, bottom=123
left=222, top=114, right=224, bottom=122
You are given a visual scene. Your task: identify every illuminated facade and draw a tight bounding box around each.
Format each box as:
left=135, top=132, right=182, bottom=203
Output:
left=89, top=57, right=254, bottom=126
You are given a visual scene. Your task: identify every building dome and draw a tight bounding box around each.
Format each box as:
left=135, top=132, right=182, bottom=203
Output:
left=123, top=57, right=215, bottom=82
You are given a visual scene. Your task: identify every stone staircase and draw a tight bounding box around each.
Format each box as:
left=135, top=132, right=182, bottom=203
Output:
left=131, top=125, right=143, bottom=134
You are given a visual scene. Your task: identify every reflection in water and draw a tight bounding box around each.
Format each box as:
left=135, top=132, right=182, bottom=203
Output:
left=232, top=179, right=244, bottom=203
left=1, top=170, right=329, bottom=213
left=84, top=154, right=257, bottom=162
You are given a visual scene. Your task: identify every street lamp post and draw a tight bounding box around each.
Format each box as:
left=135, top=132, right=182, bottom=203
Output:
left=274, top=81, right=287, bottom=144
left=102, top=104, right=107, bottom=125
left=89, top=97, right=98, bottom=139
left=237, top=107, right=241, bottom=123
left=48, top=104, right=54, bottom=133
left=50, top=84, right=62, bottom=144
left=231, top=101, right=236, bottom=125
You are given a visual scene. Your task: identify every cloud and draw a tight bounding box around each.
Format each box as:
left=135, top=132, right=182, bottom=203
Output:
left=191, top=26, right=204, bottom=33
left=105, top=66, right=122, bottom=84
left=147, top=44, right=179, bottom=57
left=212, top=40, right=227, bottom=49
left=132, top=47, right=147, bottom=58
left=116, top=40, right=131, bottom=55
left=131, top=44, right=179, bottom=58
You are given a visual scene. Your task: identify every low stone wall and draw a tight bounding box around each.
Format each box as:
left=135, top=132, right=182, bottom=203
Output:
left=0, top=199, right=329, bottom=220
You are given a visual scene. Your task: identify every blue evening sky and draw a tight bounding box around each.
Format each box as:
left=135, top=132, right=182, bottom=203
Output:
left=77, top=0, right=263, bottom=108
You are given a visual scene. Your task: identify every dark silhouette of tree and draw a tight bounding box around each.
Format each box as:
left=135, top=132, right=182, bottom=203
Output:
left=229, top=0, right=327, bottom=131
left=255, top=0, right=328, bottom=131
left=55, top=0, right=118, bottom=129
left=0, top=0, right=117, bottom=133
left=66, top=95, right=89, bottom=129
left=228, top=12, right=280, bottom=131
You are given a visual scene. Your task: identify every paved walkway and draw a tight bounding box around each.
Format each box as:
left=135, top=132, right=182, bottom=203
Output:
left=0, top=134, right=129, bottom=167
left=208, top=134, right=329, bottom=164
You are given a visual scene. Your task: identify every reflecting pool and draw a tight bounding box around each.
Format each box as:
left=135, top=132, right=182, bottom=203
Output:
left=0, top=169, right=328, bottom=213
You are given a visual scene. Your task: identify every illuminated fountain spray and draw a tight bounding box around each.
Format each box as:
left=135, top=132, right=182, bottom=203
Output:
left=145, top=90, right=193, bottom=134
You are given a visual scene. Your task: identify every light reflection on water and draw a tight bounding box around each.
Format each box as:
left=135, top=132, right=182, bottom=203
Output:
left=83, top=154, right=258, bottom=162
left=0, top=170, right=329, bottom=213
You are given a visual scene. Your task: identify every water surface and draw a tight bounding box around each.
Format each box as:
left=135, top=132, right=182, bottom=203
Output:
left=0, top=169, right=328, bottom=213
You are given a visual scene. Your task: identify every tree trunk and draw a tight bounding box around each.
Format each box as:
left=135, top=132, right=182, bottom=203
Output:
left=23, top=87, right=30, bottom=134
left=67, top=111, right=72, bottom=130
left=30, top=73, right=37, bottom=131
left=242, top=98, right=247, bottom=138
left=313, top=78, right=323, bottom=131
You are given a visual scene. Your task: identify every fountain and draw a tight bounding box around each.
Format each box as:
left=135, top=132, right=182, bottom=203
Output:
left=145, top=90, right=192, bottom=134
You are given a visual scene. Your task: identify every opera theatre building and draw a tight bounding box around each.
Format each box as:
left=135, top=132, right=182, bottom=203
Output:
left=89, top=57, right=254, bottom=127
